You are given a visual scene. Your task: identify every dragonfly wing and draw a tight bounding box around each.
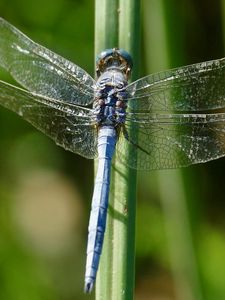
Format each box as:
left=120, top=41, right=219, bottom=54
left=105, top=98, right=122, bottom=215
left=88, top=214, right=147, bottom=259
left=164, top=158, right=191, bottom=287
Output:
left=0, top=18, right=95, bottom=106
left=126, top=58, right=225, bottom=111
left=116, top=112, right=225, bottom=170
left=0, top=80, right=97, bottom=158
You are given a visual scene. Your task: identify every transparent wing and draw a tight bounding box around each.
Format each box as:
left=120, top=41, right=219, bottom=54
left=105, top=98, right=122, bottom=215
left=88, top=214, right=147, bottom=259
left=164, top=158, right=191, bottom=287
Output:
left=126, top=58, right=225, bottom=111
left=0, top=80, right=97, bottom=158
left=116, top=112, right=225, bottom=170
left=0, top=18, right=95, bottom=106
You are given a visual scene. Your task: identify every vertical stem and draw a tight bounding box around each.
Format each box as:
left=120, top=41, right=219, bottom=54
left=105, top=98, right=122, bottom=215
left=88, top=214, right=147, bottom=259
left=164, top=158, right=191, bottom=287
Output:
left=95, top=0, right=119, bottom=299
left=95, top=0, right=119, bottom=55
left=222, top=0, right=225, bottom=46
left=95, top=0, right=140, bottom=299
left=119, top=0, right=141, bottom=70
left=111, top=1, right=140, bottom=299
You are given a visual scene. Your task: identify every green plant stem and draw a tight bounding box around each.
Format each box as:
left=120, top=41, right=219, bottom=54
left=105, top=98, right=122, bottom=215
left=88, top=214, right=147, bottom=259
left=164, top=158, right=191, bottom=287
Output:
left=111, top=1, right=140, bottom=299
left=95, top=0, right=140, bottom=299
left=94, top=0, right=119, bottom=55
left=95, top=1, right=119, bottom=299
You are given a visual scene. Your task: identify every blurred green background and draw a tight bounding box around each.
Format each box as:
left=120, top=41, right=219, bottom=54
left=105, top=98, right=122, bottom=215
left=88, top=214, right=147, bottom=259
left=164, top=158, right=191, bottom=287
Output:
left=0, top=0, right=225, bottom=299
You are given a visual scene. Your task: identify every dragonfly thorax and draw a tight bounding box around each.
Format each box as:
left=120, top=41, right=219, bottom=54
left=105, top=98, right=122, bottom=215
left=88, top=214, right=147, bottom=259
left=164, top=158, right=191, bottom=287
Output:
left=94, top=69, right=128, bottom=126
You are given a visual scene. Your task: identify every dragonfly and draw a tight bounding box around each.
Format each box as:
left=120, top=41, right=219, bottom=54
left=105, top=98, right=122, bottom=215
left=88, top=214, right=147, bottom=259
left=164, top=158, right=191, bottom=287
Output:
left=0, top=18, right=225, bottom=293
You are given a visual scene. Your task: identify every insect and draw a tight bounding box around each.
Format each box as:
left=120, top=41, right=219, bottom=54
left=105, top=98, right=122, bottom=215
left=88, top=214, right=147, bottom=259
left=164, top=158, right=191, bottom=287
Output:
left=0, top=18, right=224, bottom=292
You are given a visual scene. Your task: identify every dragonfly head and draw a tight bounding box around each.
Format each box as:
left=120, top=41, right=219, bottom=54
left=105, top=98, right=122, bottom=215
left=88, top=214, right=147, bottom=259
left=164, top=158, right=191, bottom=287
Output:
left=96, top=48, right=133, bottom=78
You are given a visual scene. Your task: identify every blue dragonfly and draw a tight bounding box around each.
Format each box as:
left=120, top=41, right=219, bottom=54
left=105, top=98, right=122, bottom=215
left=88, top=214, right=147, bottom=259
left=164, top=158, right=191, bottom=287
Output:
left=0, top=18, right=225, bottom=292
